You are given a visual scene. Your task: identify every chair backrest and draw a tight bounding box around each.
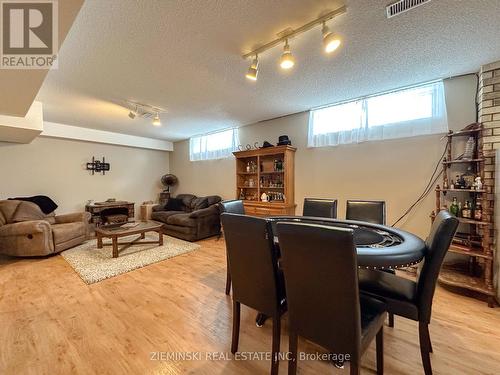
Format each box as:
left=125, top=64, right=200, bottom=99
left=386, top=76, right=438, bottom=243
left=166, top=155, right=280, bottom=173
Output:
left=277, top=222, right=362, bottom=358
left=303, top=198, right=337, bottom=218
left=416, top=210, right=458, bottom=323
left=220, top=200, right=245, bottom=215
left=346, top=200, right=386, bottom=225
left=221, top=213, right=281, bottom=316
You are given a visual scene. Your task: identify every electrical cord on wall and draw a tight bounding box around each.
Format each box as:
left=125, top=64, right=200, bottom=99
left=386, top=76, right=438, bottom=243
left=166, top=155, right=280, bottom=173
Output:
left=392, top=72, right=481, bottom=227
left=391, top=144, right=447, bottom=227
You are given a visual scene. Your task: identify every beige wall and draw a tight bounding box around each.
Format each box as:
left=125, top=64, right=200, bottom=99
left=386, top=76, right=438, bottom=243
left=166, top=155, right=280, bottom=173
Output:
left=0, top=137, right=169, bottom=216
left=171, top=76, right=477, bottom=238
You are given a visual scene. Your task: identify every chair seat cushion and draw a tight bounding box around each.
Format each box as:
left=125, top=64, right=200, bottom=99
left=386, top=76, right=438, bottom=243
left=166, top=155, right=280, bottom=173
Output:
left=358, top=269, right=417, bottom=302
left=166, top=213, right=197, bottom=227
left=151, top=211, right=183, bottom=223
left=360, top=294, right=387, bottom=353
left=52, top=222, right=86, bottom=245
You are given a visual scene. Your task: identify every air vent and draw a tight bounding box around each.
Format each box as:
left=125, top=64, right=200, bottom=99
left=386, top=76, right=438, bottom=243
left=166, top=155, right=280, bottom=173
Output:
left=386, top=0, right=431, bottom=18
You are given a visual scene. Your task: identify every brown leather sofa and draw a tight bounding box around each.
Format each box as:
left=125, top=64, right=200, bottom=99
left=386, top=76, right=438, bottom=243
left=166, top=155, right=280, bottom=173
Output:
left=151, top=194, right=221, bottom=241
left=0, top=200, right=91, bottom=257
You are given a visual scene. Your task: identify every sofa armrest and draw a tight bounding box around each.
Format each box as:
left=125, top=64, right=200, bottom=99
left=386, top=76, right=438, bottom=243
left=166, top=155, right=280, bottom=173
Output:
left=0, top=220, right=52, bottom=237
left=189, top=206, right=218, bottom=219
left=55, top=212, right=91, bottom=224
left=152, top=204, right=165, bottom=212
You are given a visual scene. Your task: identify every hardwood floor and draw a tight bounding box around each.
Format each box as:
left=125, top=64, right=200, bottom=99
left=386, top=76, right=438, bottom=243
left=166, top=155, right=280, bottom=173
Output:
left=1, top=236, right=499, bottom=374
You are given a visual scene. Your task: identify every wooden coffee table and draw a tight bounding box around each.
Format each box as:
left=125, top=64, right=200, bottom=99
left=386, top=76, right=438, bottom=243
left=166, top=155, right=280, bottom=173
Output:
left=95, top=220, right=164, bottom=258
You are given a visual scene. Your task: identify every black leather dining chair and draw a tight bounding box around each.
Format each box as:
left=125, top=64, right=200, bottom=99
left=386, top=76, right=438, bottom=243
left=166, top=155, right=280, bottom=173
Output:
left=219, top=200, right=245, bottom=295
left=345, top=200, right=395, bottom=324
left=277, top=221, right=386, bottom=375
left=221, top=213, right=286, bottom=375
left=302, top=198, right=337, bottom=218
left=358, top=210, right=458, bottom=375
left=346, top=200, right=386, bottom=225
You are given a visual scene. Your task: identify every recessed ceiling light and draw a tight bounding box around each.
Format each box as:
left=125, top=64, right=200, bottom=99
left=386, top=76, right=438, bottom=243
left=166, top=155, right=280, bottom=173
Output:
left=246, top=56, right=259, bottom=81
left=279, top=40, right=295, bottom=70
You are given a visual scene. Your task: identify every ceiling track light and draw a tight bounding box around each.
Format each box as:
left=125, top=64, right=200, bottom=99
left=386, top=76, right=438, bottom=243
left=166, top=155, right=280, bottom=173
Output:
left=152, top=112, right=161, bottom=126
left=242, top=5, right=346, bottom=78
left=125, top=101, right=166, bottom=127
left=128, top=105, right=138, bottom=119
left=246, top=55, right=259, bottom=81
left=279, top=39, right=295, bottom=70
left=322, top=21, right=341, bottom=53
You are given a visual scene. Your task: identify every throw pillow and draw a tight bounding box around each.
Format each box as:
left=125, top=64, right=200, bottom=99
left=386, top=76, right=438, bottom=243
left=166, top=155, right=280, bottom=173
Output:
left=192, top=197, right=209, bottom=211
left=165, top=198, right=184, bottom=211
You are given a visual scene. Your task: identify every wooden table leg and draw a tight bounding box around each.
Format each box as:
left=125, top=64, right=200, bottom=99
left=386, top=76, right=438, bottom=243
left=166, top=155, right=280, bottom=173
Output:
left=158, top=230, right=163, bottom=246
left=97, top=233, right=103, bottom=249
left=112, top=237, right=118, bottom=258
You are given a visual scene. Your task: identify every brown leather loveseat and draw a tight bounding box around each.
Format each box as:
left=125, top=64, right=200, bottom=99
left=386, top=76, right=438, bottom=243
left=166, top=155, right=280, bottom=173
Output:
left=0, top=200, right=91, bottom=257
left=151, top=194, right=221, bottom=241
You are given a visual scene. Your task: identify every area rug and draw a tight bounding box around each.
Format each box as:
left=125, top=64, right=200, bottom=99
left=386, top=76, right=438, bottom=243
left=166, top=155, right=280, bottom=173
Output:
left=61, top=234, right=200, bottom=284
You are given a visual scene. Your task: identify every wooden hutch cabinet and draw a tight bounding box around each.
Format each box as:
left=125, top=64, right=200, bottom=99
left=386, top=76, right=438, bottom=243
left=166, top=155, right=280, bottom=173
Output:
left=233, top=145, right=296, bottom=216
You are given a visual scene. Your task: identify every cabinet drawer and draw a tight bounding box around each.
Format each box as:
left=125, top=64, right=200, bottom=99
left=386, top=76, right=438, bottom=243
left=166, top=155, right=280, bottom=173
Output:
left=244, top=205, right=287, bottom=217
left=255, top=207, right=272, bottom=216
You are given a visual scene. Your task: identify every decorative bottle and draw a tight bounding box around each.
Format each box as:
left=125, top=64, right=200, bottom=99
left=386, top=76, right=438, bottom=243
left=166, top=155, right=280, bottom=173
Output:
left=474, top=201, right=482, bottom=221
left=449, top=197, right=459, bottom=216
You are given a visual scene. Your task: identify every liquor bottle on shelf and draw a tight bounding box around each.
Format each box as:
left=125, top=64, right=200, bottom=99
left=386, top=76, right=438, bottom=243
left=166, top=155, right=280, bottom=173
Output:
left=462, top=201, right=472, bottom=219
left=443, top=178, right=449, bottom=190
left=463, top=167, right=475, bottom=189
left=474, top=201, right=483, bottom=221
left=449, top=197, right=459, bottom=216
left=458, top=202, right=462, bottom=217
left=246, top=162, right=250, bottom=173
left=463, top=136, right=475, bottom=159
left=239, top=189, right=245, bottom=200
left=458, top=175, right=466, bottom=189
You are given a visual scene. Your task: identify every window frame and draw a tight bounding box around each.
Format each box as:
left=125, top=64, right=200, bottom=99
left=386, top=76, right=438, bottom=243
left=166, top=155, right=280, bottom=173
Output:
left=308, top=80, right=448, bottom=148
left=189, top=128, right=239, bottom=161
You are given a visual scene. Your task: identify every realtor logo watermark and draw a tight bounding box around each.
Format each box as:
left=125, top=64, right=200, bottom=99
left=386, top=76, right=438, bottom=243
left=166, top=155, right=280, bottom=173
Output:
left=1, top=0, right=58, bottom=69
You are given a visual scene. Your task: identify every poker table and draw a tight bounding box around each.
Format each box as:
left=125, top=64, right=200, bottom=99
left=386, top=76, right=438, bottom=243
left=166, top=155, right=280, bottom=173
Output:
left=268, top=216, right=427, bottom=270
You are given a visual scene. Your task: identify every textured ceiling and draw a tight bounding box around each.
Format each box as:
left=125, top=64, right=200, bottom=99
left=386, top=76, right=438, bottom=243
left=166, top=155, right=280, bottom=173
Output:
left=37, top=0, right=500, bottom=141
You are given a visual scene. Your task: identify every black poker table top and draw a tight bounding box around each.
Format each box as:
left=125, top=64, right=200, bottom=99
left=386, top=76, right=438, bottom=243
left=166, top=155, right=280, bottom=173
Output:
left=267, top=216, right=427, bottom=270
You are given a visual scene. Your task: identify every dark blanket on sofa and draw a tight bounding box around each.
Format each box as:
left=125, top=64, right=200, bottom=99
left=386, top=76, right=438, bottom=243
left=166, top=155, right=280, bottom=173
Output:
left=8, top=195, right=58, bottom=214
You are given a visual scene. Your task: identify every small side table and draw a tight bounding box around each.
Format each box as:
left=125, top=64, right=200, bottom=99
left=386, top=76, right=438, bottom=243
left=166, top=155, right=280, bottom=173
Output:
left=140, top=203, right=157, bottom=221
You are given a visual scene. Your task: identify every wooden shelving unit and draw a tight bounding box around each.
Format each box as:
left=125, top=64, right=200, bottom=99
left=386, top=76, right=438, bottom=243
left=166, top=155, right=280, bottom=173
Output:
left=432, top=124, right=496, bottom=307
left=233, top=145, right=296, bottom=217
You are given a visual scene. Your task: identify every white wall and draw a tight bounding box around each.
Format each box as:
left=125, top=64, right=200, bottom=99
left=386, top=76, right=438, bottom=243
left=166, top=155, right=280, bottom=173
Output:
left=171, top=76, right=477, bottom=238
left=0, top=137, right=170, bottom=215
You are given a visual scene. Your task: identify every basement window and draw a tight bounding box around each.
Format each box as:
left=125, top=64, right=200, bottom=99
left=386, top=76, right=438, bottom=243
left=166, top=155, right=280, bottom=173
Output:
left=308, top=81, right=448, bottom=147
left=189, top=128, right=239, bottom=161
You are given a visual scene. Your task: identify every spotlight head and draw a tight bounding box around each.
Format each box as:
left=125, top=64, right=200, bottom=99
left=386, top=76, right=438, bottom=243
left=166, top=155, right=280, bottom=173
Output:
left=245, top=56, right=259, bottom=81
left=279, top=41, right=295, bottom=70
left=128, top=110, right=136, bottom=119
left=322, top=23, right=341, bottom=53
left=152, top=113, right=161, bottom=126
